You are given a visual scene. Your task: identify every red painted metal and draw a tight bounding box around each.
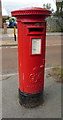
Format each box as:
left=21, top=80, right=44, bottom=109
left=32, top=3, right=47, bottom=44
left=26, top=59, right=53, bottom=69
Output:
left=11, top=7, right=51, bottom=93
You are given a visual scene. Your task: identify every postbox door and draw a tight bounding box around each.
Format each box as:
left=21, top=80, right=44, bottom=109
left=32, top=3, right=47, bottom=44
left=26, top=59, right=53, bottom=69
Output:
left=22, top=26, right=46, bottom=93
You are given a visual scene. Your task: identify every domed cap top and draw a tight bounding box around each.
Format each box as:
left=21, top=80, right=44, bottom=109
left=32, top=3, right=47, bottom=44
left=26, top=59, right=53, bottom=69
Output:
left=11, top=7, right=51, bottom=17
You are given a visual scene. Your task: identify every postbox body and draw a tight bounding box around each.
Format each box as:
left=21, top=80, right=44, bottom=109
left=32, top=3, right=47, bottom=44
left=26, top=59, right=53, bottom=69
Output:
left=18, top=19, right=46, bottom=94
left=11, top=8, right=51, bottom=106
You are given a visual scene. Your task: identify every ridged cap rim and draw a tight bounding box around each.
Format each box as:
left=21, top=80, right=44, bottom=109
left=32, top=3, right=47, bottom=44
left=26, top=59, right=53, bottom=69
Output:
left=11, top=7, right=51, bottom=16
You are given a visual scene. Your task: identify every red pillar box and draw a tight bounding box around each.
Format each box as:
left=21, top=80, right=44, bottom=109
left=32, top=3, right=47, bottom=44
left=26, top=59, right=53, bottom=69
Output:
left=11, top=7, right=51, bottom=107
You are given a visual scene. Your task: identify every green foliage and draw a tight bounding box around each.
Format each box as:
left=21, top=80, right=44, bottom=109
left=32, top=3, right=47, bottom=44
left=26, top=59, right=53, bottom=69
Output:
left=43, top=3, right=51, bottom=9
left=2, top=16, right=9, bottom=27
left=54, top=11, right=63, bottom=18
left=2, top=16, right=9, bottom=20
left=54, top=1, right=63, bottom=18
left=2, top=16, right=9, bottom=23
left=43, top=3, right=54, bottom=12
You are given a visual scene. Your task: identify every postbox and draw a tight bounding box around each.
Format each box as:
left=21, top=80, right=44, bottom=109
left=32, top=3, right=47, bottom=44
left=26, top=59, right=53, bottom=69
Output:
left=11, top=7, right=51, bottom=107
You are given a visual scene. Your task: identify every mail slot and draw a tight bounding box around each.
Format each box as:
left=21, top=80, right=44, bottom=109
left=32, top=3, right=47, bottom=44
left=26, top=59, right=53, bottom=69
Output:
left=28, top=26, right=44, bottom=35
left=11, top=7, right=51, bottom=107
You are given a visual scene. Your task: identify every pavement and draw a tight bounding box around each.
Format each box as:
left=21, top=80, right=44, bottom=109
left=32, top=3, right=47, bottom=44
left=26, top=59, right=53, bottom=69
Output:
left=0, top=28, right=62, bottom=119
left=0, top=28, right=17, bottom=46
left=1, top=69, right=61, bottom=118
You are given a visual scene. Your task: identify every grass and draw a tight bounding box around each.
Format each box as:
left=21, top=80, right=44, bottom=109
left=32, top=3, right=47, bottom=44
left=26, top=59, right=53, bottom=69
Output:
left=47, top=66, right=63, bottom=83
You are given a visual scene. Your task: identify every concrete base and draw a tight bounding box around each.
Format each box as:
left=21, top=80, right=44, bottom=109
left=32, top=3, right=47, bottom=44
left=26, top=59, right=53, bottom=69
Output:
left=19, top=89, right=44, bottom=108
